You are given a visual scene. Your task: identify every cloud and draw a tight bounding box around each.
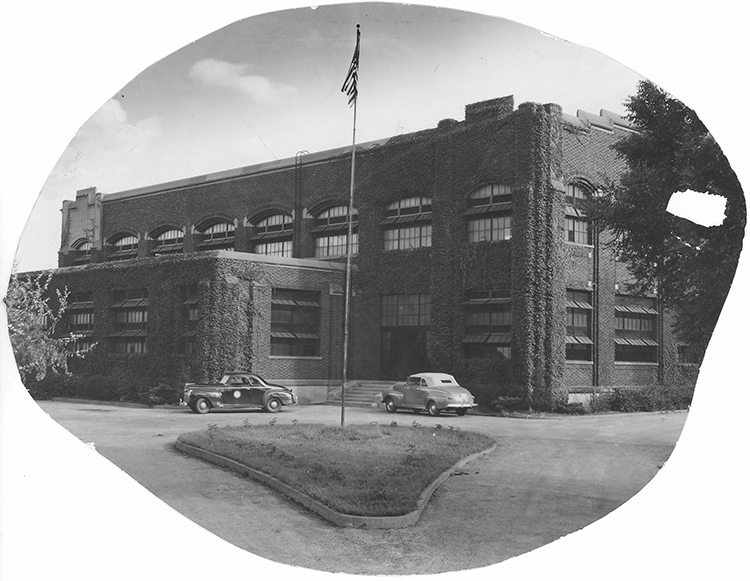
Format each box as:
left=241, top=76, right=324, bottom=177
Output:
left=42, top=99, right=163, bottom=195
left=189, top=58, right=296, bottom=102
left=76, top=99, right=162, bottom=151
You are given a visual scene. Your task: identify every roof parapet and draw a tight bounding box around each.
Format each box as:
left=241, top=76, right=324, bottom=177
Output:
left=562, top=108, right=634, bottom=132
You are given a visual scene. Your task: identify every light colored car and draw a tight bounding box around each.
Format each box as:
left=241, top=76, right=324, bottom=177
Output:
left=182, top=371, right=296, bottom=414
left=380, top=372, right=477, bottom=416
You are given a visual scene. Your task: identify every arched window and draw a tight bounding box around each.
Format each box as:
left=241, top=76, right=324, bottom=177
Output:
left=465, top=184, right=512, bottom=243
left=253, top=213, right=293, bottom=257
left=565, top=180, right=593, bottom=245
left=71, top=238, right=92, bottom=264
left=197, top=219, right=235, bottom=251
left=382, top=196, right=432, bottom=251
left=108, top=234, right=139, bottom=261
left=150, top=228, right=184, bottom=255
left=313, top=205, right=358, bottom=258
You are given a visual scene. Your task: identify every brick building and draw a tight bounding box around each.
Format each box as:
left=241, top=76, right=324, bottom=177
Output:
left=55, top=95, right=698, bottom=404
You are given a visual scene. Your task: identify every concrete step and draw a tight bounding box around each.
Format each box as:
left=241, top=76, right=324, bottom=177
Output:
left=326, top=381, right=394, bottom=407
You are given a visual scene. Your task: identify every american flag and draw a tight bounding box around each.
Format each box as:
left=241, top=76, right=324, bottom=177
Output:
left=341, top=25, right=360, bottom=106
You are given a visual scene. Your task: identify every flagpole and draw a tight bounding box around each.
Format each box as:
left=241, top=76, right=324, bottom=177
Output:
left=342, top=96, right=357, bottom=428
left=340, top=24, right=360, bottom=428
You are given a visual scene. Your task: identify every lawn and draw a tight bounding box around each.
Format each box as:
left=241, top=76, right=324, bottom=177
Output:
left=178, top=422, right=495, bottom=517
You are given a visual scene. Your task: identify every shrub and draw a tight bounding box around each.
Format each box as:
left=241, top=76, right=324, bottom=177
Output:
left=25, top=371, right=69, bottom=400
left=25, top=371, right=183, bottom=407
left=606, top=384, right=694, bottom=413
left=552, top=401, right=587, bottom=415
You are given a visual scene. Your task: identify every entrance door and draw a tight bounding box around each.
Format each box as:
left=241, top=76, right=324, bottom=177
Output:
left=381, top=328, right=430, bottom=380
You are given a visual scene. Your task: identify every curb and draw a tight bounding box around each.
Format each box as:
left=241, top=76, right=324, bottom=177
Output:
left=174, top=438, right=497, bottom=529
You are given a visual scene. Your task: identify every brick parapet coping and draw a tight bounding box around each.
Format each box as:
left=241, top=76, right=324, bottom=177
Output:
left=174, top=438, right=497, bottom=529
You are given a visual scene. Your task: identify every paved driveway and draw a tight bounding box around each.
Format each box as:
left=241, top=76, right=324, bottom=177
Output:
left=38, top=400, right=686, bottom=575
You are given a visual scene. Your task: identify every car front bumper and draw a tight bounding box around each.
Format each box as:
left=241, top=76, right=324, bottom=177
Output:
left=443, top=403, right=478, bottom=410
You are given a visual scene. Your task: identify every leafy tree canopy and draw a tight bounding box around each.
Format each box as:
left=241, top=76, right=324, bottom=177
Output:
left=595, top=80, right=745, bottom=359
left=4, top=270, right=81, bottom=383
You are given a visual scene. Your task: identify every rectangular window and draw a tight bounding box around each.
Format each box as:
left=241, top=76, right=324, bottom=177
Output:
left=381, top=294, right=431, bottom=327
left=180, top=285, right=199, bottom=354
left=465, top=343, right=511, bottom=360
left=255, top=239, right=292, bottom=257
left=566, top=289, right=593, bottom=361
left=467, top=214, right=512, bottom=243
left=383, top=224, right=432, bottom=251
left=462, top=289, right=511, bottom=359
left=112, top=338, right=147, bottom=354
left=68, top=338, right=93, bottom=353
left=315, top=232, right=358, bottom=258
left=270, top=289, right=321, bottom=357
left=565, top=217, right=592, bottom=245
left=111, top=289, right=148, bottom=353
left=615, top=295, right=658, bottom=362
left=66, top=293, right=94, bottom=332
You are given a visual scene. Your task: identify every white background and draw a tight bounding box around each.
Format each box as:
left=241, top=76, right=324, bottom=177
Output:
left=1, top=2, right=748, bottom=580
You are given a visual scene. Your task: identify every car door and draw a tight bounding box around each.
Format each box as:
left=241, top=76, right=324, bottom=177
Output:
left=402, top=376, right=422, bottom=407
left=414, top=377, right=430, bottom=407
left=221, top=376, right=252, bottom=406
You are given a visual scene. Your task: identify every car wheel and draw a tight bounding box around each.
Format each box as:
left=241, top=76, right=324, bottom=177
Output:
left=264, top=397, right=282, bottom=413
left=384, top=397, right=397, bottom=413
left=456, top=408, right=468, bottom=416
left=192, top=398, right=210, bottom=414
left=427, top=401, right=440, bottom=416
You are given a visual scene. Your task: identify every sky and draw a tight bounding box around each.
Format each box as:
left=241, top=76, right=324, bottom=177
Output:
left=12, top=2, right=645, bottom=272
left=1, top=2, right=749, bottom=581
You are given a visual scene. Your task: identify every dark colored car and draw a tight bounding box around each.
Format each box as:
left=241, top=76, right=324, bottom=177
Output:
left=182, top=371, right=296, bottom=414
left=380, top=372, right=478, bottom=416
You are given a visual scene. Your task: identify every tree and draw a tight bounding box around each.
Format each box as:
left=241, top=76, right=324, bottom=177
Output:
left=4, top=270, right=82, bottom=383
left=595, top=80, right=746, bottom=361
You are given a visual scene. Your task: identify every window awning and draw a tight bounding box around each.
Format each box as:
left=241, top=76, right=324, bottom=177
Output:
left=110, top=330, right=147, bottom=337
left=462, top=334, right=489, bottom=344
left=380, top=213, right=432, bottom=226
left=463, top=298, right=511, bottom=306
left=197, top=237, right=234, bottom=248
left=615, top=338, right=659, bottom=346
left=615, top=305, right=659, bottom=315
left=270, top=332, right=319, bottom=340
left=251, top=231, right=292, bottom=241
left=152, top=243, right=183, bottom=253
left=111, top=299, right=149, bottom=308
left=565, top=205, right=586, bottom=218
left=566, top=336, right=594, bottom=344
left=67, top=301, right=94, bottom=311
left=108, top=249, right=138, bottom=259
left=461, top=334, right=512, bottom=344
left=65, top=331, right=93, bottom=338
left=566, top=300, right=593, bottom=309
left=294, top=333, right=320, bottom=340
left=312, top=224, right=356, bottom=233
left=464, top=202, right=512, bottom=216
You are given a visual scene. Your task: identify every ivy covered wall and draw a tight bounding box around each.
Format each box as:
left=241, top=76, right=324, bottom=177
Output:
left=50, top=252, right=345, bottom=386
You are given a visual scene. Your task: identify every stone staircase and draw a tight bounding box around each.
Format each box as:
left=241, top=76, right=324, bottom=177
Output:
left=326, top=380, right=395, bottom=407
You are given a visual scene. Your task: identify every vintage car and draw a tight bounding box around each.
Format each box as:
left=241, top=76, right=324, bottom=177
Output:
left=380, top=372, right=477, bottom=416
left=182, top=371, right=296, bottom=414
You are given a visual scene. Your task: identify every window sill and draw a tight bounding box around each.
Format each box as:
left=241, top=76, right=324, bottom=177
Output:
left=614, top=361, right=658, bottom=366
left=268, top=356, right=323, bottom=360
left=565, top=360, right=593, bottom=364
